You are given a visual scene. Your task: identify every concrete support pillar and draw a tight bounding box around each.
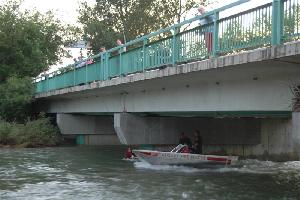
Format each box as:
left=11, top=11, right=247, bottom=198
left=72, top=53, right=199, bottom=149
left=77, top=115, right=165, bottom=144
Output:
left=292, top=112, right=300, bottom=154
left=114, top=113, right=178, bottom=145
left=57, top=114, right=120, bottom=145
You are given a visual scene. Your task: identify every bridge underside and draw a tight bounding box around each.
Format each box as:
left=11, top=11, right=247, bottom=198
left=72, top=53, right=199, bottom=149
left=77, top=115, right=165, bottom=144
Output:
left=55, top=112, right=300, bottom=160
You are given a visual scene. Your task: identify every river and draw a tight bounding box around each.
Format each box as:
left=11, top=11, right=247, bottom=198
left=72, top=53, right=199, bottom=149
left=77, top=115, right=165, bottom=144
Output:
left=0, top=146, right=300, bottom=200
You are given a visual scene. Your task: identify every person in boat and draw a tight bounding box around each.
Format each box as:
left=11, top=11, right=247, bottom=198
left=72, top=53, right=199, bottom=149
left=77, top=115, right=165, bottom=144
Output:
left=193, top=130, right=203, bottom=154
left=124, top=147, right=135, bottom=159
left=181, top=145, right=190, bottom=153
left=179, top=132, right=192, bottom=147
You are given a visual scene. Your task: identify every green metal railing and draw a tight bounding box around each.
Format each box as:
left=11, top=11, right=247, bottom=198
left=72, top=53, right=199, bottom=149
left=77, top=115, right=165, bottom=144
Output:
left=35, top=0, right=300, bottom=94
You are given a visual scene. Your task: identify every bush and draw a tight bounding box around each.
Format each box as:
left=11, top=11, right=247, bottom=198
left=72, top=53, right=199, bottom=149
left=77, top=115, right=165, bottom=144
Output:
left=0, top=76, right=34, bottom=122
left=0, top=120, right=12, bottom=144
left=0, top=116, right=61, bottom=147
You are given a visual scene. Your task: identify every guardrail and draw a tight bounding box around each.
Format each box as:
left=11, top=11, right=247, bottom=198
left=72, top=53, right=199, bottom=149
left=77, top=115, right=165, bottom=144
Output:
left=35, top=0, right=300, bottom=94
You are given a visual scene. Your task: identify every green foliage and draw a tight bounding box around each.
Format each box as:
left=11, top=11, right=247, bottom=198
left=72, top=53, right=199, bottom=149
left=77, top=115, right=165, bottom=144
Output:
left=246, top=13, right=272, bottom=46
left=218, top=4, right=300, bottom=54
left=283, top=5, right=300, bottom=41
left=219, top=20, right=244, bottom=52
left=78, top=0, right=202, bottom=54
left=0, top=76, right=33, bottom=122
left=0, top=0, right=77, bottom=82
left=0, top=115, right=61, bottom=147
left=0, top=120, right=13, bottom=144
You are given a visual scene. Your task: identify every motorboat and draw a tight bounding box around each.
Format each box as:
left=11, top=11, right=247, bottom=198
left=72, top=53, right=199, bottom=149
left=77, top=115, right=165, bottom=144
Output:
left=133, top=144, right=238, bottom=167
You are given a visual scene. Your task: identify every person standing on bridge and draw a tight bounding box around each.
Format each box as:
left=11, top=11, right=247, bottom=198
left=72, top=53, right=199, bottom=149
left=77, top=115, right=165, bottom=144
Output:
left=98, top=46, right=106, bottom=63
left=117, top=39, right=127, bottom=53
left=99, top=46, right=106, bottom=53
left=198, top=5, right=214, bottom=55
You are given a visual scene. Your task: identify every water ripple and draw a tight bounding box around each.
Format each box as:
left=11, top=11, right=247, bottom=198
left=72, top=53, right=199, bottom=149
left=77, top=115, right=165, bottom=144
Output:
left=0, top=147, right=300, bottom=200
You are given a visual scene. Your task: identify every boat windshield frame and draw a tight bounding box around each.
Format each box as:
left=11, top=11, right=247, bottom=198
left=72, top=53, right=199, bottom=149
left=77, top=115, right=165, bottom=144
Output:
left=170, top=144, right=187, bottom=153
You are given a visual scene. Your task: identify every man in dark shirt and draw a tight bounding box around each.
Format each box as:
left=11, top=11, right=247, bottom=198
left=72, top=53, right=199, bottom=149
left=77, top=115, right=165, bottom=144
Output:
left=179, top=132, right=192, bottom=147
left=193, top=130, right=203, bottom=154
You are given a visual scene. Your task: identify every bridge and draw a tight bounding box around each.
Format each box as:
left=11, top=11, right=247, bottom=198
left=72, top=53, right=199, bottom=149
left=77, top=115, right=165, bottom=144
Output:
left=34, top=0, right=300, bottom=159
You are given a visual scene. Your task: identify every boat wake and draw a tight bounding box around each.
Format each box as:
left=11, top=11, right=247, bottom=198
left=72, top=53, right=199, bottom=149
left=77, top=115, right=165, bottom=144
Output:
left=134, top=159, right=300, bottom=174
left=133, top=161, right=242, bottom=173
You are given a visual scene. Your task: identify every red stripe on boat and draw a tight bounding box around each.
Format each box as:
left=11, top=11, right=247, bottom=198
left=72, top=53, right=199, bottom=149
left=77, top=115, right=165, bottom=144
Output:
left=140, top=152, right=152, bottom=156
left=207, top=157, right=230, bottom=163
left=140, top=152, right=158, bottom=156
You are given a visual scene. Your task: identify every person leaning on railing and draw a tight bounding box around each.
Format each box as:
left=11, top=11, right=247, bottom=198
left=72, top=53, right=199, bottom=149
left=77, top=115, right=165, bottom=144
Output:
left=116, top=39, right=127, bottom=53
left=99, top=46, right=106, bottom=53
left=198, top=5, right=214, bottom=55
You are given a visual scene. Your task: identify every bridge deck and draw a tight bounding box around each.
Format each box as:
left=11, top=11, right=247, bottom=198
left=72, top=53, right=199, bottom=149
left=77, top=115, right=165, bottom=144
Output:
left=35, top=0, right=300, bottom=95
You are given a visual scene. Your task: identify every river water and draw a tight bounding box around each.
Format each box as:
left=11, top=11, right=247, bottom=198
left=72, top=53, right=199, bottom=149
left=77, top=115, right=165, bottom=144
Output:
left=0, top=146, right=300, bottom=200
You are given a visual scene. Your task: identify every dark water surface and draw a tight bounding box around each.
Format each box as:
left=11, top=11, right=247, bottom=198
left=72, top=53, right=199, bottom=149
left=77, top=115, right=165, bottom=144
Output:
left=0, top=146, right=300, bottom=200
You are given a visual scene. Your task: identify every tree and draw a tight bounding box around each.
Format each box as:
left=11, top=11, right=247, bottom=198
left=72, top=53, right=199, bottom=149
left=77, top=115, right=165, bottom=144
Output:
left=79, top=0, right=205, bottom=54
left=0, top=76, right=33, bottom=122
left=0, top=0, right=75, bottom=82
left=0, top=0, right=77, bottom=122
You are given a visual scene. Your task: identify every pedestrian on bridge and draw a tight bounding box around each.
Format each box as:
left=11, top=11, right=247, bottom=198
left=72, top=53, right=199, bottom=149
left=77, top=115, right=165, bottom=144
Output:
left=198, top=5, right=214, bottom=55
left=117, top=39, right=127, bottom=53
left=99, top=46, right=106, bottom=53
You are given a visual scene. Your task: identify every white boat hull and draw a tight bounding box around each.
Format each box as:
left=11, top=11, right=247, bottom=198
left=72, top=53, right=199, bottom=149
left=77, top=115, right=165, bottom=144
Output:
left=133, top=150, right=238, bottom=166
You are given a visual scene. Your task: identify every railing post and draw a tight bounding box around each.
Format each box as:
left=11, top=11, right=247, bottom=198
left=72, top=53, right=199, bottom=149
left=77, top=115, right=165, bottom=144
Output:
left=104, top=52, right=110, bottom=80
left=272, top=0, right=284, bottom=45
left=73, top=65, right=76, bottom=86
left=100, top=53, right=105, bottom=80
left=85, top=61, right=88, bottom=84
left=99, top=55, right=103, bottom=81
left=172, top=27, right=178, bottom=65
left=143, top=39, right=147, bottom=72
left=213, top=11, right=220, bottom=57
left=54, top=72, right=56, bottom=90
left=46, top=75, right=49, bottom=92
left=119, top=52, right=122, bottom=77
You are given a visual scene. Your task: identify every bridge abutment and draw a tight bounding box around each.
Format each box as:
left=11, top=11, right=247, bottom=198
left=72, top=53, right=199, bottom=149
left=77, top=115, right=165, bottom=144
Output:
left=113, top=113, right=178, bottom=145
left=57, top=114, right=120, bottom=145
left=292, top=112, right=300, bottom=156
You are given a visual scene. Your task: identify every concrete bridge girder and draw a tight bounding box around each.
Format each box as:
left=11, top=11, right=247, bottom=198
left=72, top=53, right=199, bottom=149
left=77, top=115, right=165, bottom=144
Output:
left=39, top=61, right=299, bottom=114
left=35, top=42, right=300, bottom=115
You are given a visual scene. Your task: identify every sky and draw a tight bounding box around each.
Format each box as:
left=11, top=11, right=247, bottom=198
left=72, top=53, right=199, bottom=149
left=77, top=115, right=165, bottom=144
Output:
left=0, top=0, right=96, bottom=25
left=0, top=0, right=272, bottom=72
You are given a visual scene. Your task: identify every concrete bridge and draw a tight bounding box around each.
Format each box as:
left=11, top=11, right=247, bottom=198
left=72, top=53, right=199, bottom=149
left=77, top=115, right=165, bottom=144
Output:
left=35, top=0, right=300, bottom=159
